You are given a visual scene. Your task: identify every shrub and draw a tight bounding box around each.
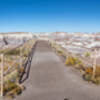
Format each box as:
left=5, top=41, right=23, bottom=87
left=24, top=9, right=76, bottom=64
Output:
left=85, top=67, right=93, bottom=74
left=75, top=61, right=84, bottom=69
left=5, top=84, right=22, bottom=98
left=83, top=74, right=92, bottom=81
left=15, top=87, right=22, bottom=95
left=65, top=56, right=76, bottom=65
left=84, top=52, right=90, bottom=57
left=4, top=70, right=18, bottom=84
left=6, top=49, right=20, bottom=55
left=22, top=48, right=29, bottom=57
left=91, top=78, right=98, bottom=84
left=65, top=56, right=83, bottom=67
left=84, top=66, right=100, bottom=77
left=4, top=82, right=17, bottom=93
left=57, top=49, right=63, bottom=55
left=83, top=66, right=100, bottom=84
left=9, top=86, right=22, bottom=95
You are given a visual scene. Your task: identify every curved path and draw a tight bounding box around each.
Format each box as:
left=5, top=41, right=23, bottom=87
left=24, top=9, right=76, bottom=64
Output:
left=15, top=41, right=100, bottom=100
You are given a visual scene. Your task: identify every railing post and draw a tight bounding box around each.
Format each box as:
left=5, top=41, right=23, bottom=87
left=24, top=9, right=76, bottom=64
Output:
left=20, top=47, right=22, bottom=68
left=0, top=54, right=4, bottom=97
left=92, top=49, right=97, bottom=79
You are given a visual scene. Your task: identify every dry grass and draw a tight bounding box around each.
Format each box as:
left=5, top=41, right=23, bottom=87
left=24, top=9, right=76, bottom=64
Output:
left=0, top=39, right=36, bottom=98
left=65, top=56, right=84, bottom=69
left=84, top=52, right=90, bottom=57
left=83, top=66, right=100, bottom=84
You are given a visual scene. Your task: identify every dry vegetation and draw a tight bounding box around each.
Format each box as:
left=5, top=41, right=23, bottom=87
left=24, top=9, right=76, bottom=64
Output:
left=0, top=39, right=36, bottom=98
left=83, top=66, right=100, bottom=84
left=51, top=41, right=100, bottom=85
left=65, top=56, right=84, bottom=69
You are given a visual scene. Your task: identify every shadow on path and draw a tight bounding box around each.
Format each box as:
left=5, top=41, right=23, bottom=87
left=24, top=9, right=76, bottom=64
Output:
left=19, top=41, right=37, bottom=84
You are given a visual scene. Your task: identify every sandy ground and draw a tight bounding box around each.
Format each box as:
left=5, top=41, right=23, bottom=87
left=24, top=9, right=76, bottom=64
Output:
left=3, top=40, right=100, bottom=100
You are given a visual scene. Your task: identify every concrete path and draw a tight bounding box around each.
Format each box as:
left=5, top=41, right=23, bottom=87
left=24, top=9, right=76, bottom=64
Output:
left=14, top=41, right=100, bottom=100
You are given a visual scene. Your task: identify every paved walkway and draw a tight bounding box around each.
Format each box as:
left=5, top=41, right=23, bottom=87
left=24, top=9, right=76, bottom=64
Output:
left=14, top=41, right=100, bottom=100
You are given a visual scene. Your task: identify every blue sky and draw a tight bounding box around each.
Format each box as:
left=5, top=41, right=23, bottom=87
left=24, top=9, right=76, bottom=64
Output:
left=0, top=0, right=100, bottom=32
